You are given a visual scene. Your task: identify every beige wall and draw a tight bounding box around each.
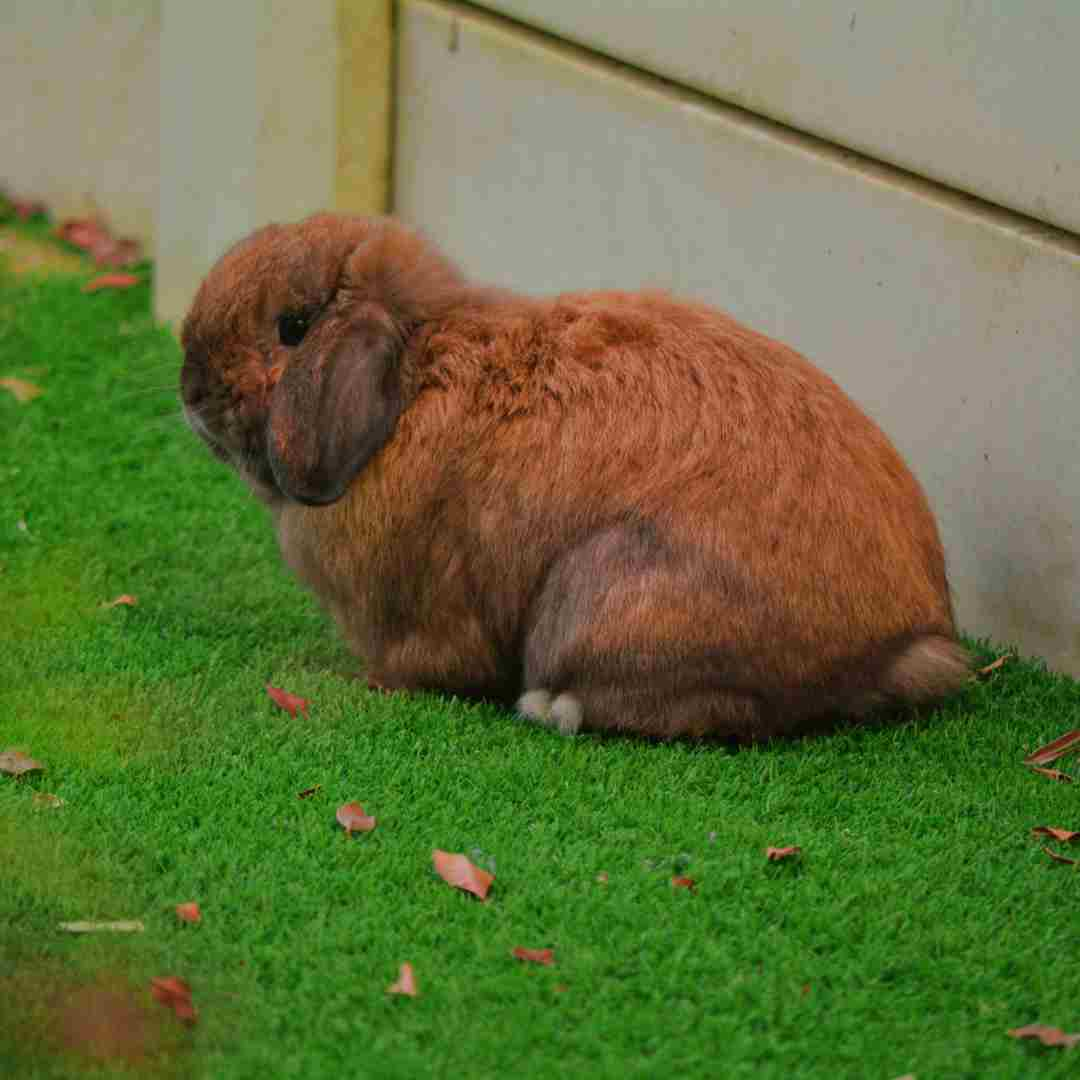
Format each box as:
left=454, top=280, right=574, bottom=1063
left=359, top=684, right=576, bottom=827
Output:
left=155, top=0, right=391, bottom=324
left=0, top=1, right=161, bottom=249
left=395, top=0, right=1080, bottom=675
left=155, top=0, right=339, bottom=322
left=481, top=0, right=1080, bottom=235
left=0, top=1, right=391, bottom=324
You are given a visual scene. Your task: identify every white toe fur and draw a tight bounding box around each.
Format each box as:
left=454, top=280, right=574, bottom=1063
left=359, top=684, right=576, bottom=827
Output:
left=517, top=689, right=582, bottom=735
left=516, top=689, right=553, bottom=721
left=550, top=693, right=583, bottom=735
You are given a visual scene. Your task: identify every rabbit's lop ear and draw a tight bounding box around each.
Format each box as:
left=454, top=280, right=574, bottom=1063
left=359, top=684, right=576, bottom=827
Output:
left=267, top=316, right=403, bottom=506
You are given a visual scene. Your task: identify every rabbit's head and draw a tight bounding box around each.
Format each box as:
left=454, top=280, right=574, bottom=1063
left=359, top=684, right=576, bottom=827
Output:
left=180, top=214, right=466, bottom=505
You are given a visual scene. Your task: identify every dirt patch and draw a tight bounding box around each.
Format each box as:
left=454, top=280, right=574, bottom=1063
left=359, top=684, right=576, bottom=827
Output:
left=55, top=981, right=160, bottom=1064
left=0, top=965, right=192, bottom=1073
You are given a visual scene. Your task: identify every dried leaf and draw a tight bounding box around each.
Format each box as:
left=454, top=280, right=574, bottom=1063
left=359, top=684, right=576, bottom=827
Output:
left=0, top=749, right=44, bottom=777
left=59, top=921, right=144, bottom=933
left=595, top=871, right=609, bottom=884
left=976, top=654, right=1012, bottom=678
left=1032, top=826, right=1080, bottom=844
left=766, top=845, right=802, bottom=862
left=1024, top=730, right=1080, bottom=767
left=13, top=199, right=46, bottom=220
left=57, top=218, right=108, bottom=251
left=150, top=976, right=197, bottom=1024
left=56, top=217, right=142, bottom=268
left=1041, top=846, right=1077, bottom=866
left=432, top=849, right=494, bottom=901
left=175, top=902, right=201, bottom=924
left=336, top=802, right=376, bottom=835
left=387, top=962, right=418, bottom=997
left=101, top=594, right=137, bottom=608
left=266, top=683, right=309, bottom=718
left=1028, top=766, right=1074, bottom=783
left=0, top=377, right=43, bottom=403
left=82, top=273, right=140, bottom=293
left=1007, top=1023, right=1080, bottom=1048
left=512, top=947, right=555, bottom=966
left=671, top=876, right=696, bottom=890
left=297, top=785, right=322, bottom=799
left=93, top=237, right=142, bottom=268
left=32, top=792, right=64, bottom=809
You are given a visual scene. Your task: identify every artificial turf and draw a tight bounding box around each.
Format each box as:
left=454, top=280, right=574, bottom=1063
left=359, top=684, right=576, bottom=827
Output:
left=2, top=227, right=1079, bottom=1079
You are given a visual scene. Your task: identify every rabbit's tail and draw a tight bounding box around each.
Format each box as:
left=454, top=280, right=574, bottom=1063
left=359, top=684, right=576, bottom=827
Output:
left=880, top=634, right=971, bottom=705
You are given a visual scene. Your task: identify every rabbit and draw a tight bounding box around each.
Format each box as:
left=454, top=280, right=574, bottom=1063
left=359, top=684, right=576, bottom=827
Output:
left=180, top=212, right=970, bottom=741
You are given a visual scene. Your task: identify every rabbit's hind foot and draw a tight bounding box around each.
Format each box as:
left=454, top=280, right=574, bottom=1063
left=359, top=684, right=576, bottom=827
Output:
left=516, top=688, right=584, bottom=736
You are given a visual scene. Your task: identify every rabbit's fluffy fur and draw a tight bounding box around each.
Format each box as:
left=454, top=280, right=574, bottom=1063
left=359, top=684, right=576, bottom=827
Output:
left=181, top=213, right=969, bottom=740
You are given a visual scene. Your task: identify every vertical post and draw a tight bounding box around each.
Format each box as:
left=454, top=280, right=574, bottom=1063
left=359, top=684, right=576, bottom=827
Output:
left=336, top=0, right=394, bottom=217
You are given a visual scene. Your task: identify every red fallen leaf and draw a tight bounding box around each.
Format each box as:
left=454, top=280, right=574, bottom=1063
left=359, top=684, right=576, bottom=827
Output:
left=297, top=785, right=322, bottom=799
left=82, top=273, right=140, bottom=293
left=512, top=947, right=555, bottom=966
left=57, top=217, right=110, bottom=251
left=595, top=871, right=609, bottom=884
left=336, top=802, right=376, bottom=834
left=0, top=749, right=44, bottom=777
left=0, top=377, right=44, bottom=403
left=1041, top=846, right=1078, bottom=866
left=175, top=902, right=201, bottom=924
left=266, top=683, right=309, bottom=718
left=13, top=199, right=46, bottom=220
left=1024, top=730, right=1080, bottom=767
left=93, top=236, right=142, bottom=268
left=387, top=962, right=418, bottom=997
left=671, top=876, right=696, bottom=890
left=56, top=217, right=142, bottom=268
left=976, top=654, right=1012, bottom=678
left=432, top=849, right=494, bottom=901
left=1007, top=1023, right=1080, bottom=1048
left=101, top=594, right=137, bottom=608
left=1029, top=766, right=1074, bottom=783
left=801, top=984, right=811, bottom=996
left=766, top=845, right=801, bottom=862
left=1032, top=826, right=1080, bottom=844
left=149, top=976, right=197, bottom=1025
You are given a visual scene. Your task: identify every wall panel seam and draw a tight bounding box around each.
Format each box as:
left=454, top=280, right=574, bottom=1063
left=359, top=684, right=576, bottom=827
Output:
left=428, top=0, right=1080, bottom=258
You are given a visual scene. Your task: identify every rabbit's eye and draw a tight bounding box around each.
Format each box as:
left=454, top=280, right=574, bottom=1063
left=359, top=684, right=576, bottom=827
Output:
left=277, top=312, right=310, bottom=348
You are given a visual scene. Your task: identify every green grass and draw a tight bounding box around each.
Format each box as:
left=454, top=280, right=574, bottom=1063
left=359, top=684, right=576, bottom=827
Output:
left=2, top=232, right=1080, bottom=1079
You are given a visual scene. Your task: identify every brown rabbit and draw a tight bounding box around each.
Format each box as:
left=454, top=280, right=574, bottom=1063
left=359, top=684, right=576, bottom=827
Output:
left=180, top=213, right=969, bottom=741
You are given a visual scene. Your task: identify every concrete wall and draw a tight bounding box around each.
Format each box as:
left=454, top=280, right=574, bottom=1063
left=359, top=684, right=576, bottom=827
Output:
left=394, top=0, right=1080, bottom=675
left=482, top=0, right=1080, bottom=235
left=0, top=0, right=392, bottom=324
left=156, top=0, right=339, bottom=321
left=156, top=0, right=392, bottom=324
left=0, top=1, right=161, bottom=249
